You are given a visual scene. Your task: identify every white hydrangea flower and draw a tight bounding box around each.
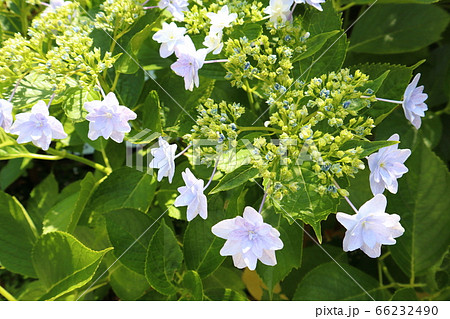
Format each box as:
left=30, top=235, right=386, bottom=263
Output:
left=149, top=136, right=177, bottom=183
left=171, top=36, right=208, bottom=91
left=42, top=0, right=71, bottom=16
left=203, top=30, right=224, bottom=55
left=9, top=100, right=67, bottom=150
left=84, top=92, right=137, bottom=143
left=336, top=194, right=405, bottom=258
left=206, top=5, right=238, bottom=33
left=212, top=206, right=284, bottom=270
left=263, top=0, right=294, bottom=27
left=174, top=168, right=207, bottom=221
left=0, top=99, right=13, bottom=133
left=158, top=0, right=189, bottom=22
left=368, top=134, right=411, bottom=195
left=402, top=73, right=428, bottom=129
left=152, top=22, right=186, bottom=58
left=294, top=0, right=325, bottom=11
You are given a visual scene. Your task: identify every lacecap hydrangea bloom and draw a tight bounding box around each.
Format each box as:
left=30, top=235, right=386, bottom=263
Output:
left=84, top=92, right=137, bottom=143
left=206, top=5, right=238, bottom=34
left=203, top=30, right=224, bottom=55
left=0, top=99, right=13, bottom=133
left=171, top=36, right=208, bottom=91
left=174, top=168, right=207, bottom=221
left=152, top=22, right=186, bottom=58
left=402, top=73, right=428, bottom=129
left=336, top=194, right=405, bottom=258
left=263, top=0, right=293, bottom=27
left=9, top=100, right=67, bottom=150
left=294, top=0, right=326, bottom=11
left=149, top=137, right=177, bottom=183
left=212, top=207, right=284, bottom=270
left=368, top=134, right=411, bottom=195
left=158, top=0, right=189, bottom=22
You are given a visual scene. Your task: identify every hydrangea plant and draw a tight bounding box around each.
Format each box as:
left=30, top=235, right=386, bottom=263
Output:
left=0, top=0, right=449, bottom=302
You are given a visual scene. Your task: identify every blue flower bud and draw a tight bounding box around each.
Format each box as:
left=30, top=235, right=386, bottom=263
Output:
left=244, top=62, right=251, bottom=70
left=343, top=101, right=351, bottom=109
left=320, top=89, right=330, bottom=98
left=327, top=185, right=337, bottom=193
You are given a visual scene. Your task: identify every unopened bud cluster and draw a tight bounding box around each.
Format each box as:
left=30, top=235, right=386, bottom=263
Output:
left=186, top=98, right=246, bottom=153
left=0, top=1, right=117, bottom=94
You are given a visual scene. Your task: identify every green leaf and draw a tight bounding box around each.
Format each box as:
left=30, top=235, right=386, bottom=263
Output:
left=0, top=158, right=31, bottom=190
left=26, top=172, right=59, bottom=232
left=276, top=162, right=340, bottom=242
left=67, top=172, right=97, bottom=233
left=209, top=164, right=259, bottom=194
left=183, top=195, right=227, bottom=278
left=230, top=22, right=263, bottom=40
left=256, top=207, right=303, bottom=294
left=202, top=262, right=246, bottom=293
left=349, top=4, right=449, bottom=54
left=340, top=139, right=398, bottom=158
left=292, top=30, right=340, bottom=63
left=62, top=88, right=98, bottom=122
left=389, top=139, right=450, bottom=277
left=31, top=231, right=112, bottom=301
left=106, top=256, right=150, bottom=301
left=281, top=244, right=348, bottom=300
left=115, top=69, right=145, bottom=108
left=0, top=129, right=32, bottom=159
left=205, top=288, right=247, bottom=301
left=105, top=208, right=158, bottom=275
left=42, top=190, right=79, bottom=234
left=86, top=167, right=156, bottom=215
left=181, top=270, right=203, bottom=301
left=391, top=288, right=418, bottom=301
left=0, top=191, right=38, bottom=277
left=350, top=63, right=415, bottom=124
left=156, top=71, right=215, bottom=136
left=116, top=24, right=153, bottom=74
left=141, top=90, right=162, bottom=135
left=145, top=219, right=183, bottom=295
left=293, top=262, right=388, bottom=300
left=11, top=73, right=66, bottom=107
left=357, top=70, right=390, bottom=95
left=297, top=2, right=348, bottom=81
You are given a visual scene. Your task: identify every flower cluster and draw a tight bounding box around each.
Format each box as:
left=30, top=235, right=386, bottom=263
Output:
left=152, top=4, right=237, bottom=90
left=187, top=99, right=246, bottom=153
left=95, top=0, right=145, bottom=33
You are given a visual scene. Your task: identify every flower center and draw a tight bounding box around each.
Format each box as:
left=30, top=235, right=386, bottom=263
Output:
left=105, top=112, right=113, bottom=119
left=248, top=230, right=257, bottom=241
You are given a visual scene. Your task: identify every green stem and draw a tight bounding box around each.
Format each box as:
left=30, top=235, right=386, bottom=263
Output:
left=110, top=71, right=120, bottom=92
left=338, top=3, right=356, bottom=11
left=19, top=1, right=28, bottom=36
left=380, top=283, right=426, bottom=290
left=238, top=126, right=283, bottom=134
left=100, top=140, right=112, bottom=171
left=1, top=153, right=63, bottom=161
left=378, top=260, right=383, bottom=287
left=380, top=260, right=396, bottom=285
left=0, top=285, right=17, bottom=301
left=243, top=79, right=257, bottom=112
left=46, top=148, right=112, bottom=175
